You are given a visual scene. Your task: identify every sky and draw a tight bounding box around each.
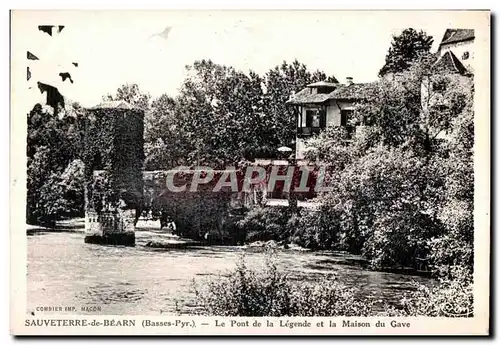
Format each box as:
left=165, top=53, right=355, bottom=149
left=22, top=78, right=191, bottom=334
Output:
left=17, top=10, right=481, bottom=107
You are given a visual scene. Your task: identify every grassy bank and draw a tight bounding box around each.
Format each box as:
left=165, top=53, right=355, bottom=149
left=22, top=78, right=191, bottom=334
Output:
left=194, top=254, right=473, bottom=317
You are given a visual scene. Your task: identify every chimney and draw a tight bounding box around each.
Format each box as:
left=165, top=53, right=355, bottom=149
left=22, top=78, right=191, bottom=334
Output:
left=346, top=77, right=353, bottom=85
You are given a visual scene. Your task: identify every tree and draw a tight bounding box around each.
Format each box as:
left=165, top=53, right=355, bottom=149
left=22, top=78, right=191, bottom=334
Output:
left=172, top=59, right=266, bottom=166
left=309, top=57, right=474, bottom=272
left=140, top=59, right=337, bottom=169
left=144, top=94, right=187, bottom=170
left=429, top=92, right=474, bottom=274
left=379, top=28, right=433, bottom=77
left=59, top=159, right=86, bottom=217
left=103, top=83, right=151, bottom=111
left=263, top=60, right=338, bottom=149
left=27, top=103, right=85, bottom=226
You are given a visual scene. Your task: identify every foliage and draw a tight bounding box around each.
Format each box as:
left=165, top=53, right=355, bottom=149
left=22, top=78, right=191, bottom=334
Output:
left=144, top=94, right=187, bottom=170
left=429, top=105, right=474, bottom=274
left=288, top=208, right=337, bottom=250
left=303, top=126, right=352, bottom=169
left=306, top=56, right=474, bottom=272
left=83, top=106, right=145, bottom=213
left=389, top=266, right=473, bottom=317
left=172, top=60, right=266, bottom=165
left=379, top=28, right=434, bottom=77
left=318, top=146, right=443, bottom=266
left=143, top=59, right=337, bottom=168
left=103, top=83, right=151, bottom=111
left=237, top=206, right=290, bottom=243
left=195, top=254, right=374, bottom=316
left=27, top=104, right=86, bottom=226
left=59, top=159, right=85, bottom=217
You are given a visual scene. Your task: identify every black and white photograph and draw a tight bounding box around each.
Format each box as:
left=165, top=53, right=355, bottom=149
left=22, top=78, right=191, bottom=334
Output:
left=10, top=9, right=490, bottom=335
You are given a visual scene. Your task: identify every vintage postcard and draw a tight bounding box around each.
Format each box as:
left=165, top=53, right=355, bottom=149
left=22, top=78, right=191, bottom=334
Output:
left=10, top=10, right=490, bottom=335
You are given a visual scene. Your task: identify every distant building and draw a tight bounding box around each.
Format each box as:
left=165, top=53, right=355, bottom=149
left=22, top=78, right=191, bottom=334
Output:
left=421, top=28, right=475, bottom=123
left=286, top=78, right=373, bottom=159
left=437, top=29, right=475, bottom=73
left=287, top=28, right=475, bottom=161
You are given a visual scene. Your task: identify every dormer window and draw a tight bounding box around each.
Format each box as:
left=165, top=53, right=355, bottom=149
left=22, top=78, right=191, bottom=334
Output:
left=306, top=81, right=337, bottom=95
left=317, top=86, right=332, bottom=94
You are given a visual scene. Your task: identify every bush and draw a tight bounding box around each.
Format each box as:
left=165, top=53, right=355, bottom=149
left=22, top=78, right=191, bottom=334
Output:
left=288, top=208, right=337, bottom=250
left=237, top=206, right=290, bottom=243
left=194, top=254, right=374, bottom=316
left=389, top=266, right=473, bottom=317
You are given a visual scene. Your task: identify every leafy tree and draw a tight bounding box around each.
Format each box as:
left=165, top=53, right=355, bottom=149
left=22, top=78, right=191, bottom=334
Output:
left=143, top=94, right=186, bottom=170
left=103, top=83, right=151, bottom=111
left=308, top=57, right=473, bottom=272
left=27, top=104, right=85, bottom=226
left=303, top=126, right=353, bottom=169
left=319, top=146, right=442, bottom=264
left=379, top=28, right=433, bottom=77
left=172, top=59, right=266, bottom=166
left=263, top=60, right=338, bottom=148
left=59, top=159, right=86, bottom=217
left=429, top=98, right=474, bottom=274
left=140, top=59, right=337, bottom=169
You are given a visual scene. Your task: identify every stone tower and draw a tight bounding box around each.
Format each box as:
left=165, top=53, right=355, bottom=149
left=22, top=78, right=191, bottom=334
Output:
left=83, top=101, right=145, bottom=246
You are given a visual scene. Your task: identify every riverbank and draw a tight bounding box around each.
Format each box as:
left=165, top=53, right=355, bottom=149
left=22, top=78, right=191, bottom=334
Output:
left=26, top=218, right=86, bottom=235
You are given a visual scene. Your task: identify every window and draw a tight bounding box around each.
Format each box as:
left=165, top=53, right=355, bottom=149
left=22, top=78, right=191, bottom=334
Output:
left=340, top=109, right=354, bottom=126
left=312, top=113, right=320, bottom=127
left=317, top=86, right=332, bottom=94
left=305, top=109, right=325, bottom=128
left=462, top=51, right=470, bottom=60
left=432, top=80, right=447, bottom=92
left=305, top=110, right=314, bottom=127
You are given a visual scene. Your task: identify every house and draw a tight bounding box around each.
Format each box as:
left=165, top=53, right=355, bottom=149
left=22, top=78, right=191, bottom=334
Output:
left=286, top=78, right=373, bottom=159
left=436, top=29, right=475, bottom=73
left=287, top=28, right=475, bottom=161
left=421, top=29, right=475, bottom=123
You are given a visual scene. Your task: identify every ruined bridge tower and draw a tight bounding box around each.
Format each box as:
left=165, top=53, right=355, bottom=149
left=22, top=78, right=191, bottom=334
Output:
left=83, top=101, right=145, bottom=246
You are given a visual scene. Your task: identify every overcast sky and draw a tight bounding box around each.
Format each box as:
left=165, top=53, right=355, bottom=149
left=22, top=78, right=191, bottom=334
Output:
left=17, top=10, right=481, bottom=107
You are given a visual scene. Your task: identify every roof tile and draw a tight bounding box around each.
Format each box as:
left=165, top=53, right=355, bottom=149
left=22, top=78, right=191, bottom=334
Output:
left=287, top=82, right=376, bottom=105
left=432, top=51, right=469, bottom=75
left=440, top=29, right=475, bottom=46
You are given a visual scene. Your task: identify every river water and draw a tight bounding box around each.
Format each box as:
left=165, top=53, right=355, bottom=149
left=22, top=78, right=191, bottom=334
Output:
left=27, top=227, right=432, bottom=316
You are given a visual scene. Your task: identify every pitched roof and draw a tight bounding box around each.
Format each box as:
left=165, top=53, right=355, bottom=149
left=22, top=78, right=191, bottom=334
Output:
left=439, top=29, right=475, bottom=46
left=286, top=82, right=375, bottom=105
left=90, top=100, right=136, bottom=110
left=306, top=81, right=338, bottom=88
left=329, top=83, right=376, bottom=100
left=286, top=88, right=332, bottom=105
left=432, top=51, right=469, bottom=75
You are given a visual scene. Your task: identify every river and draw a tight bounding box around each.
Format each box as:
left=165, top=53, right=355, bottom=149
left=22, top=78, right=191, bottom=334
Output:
left=27, top=226, right=432, bottom=316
